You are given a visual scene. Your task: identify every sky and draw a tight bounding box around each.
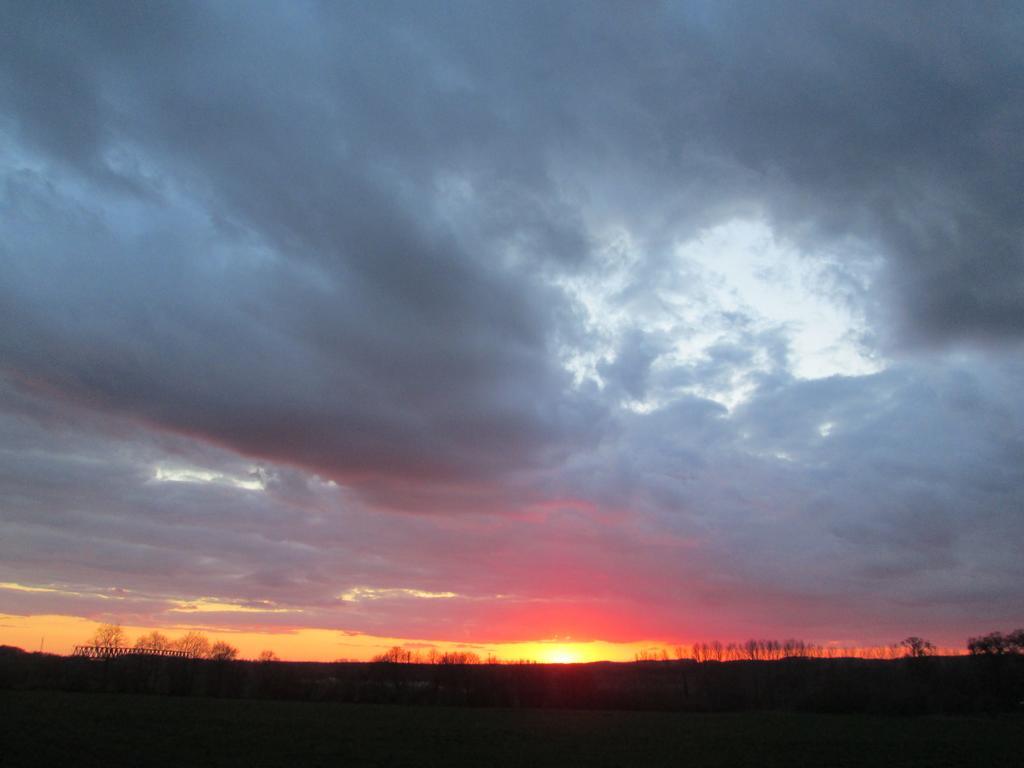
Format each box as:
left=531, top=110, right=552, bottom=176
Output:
left=1, top=1, right=1022, bottom=661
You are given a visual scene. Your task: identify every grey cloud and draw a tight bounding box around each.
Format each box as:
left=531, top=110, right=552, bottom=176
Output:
left=2, top=350, right=1022, bottom=644
left=2, top=2, right=1023, bottom=646
left=3, top=3, right=1021, bottom=458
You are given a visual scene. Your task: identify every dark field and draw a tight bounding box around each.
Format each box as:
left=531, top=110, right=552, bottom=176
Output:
left=2, top=690, right=1021, bottom=768
left=7, top=651, right=1024, bottom=714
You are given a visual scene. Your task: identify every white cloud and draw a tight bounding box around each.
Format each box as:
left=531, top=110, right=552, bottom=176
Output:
left=672, top=218, right=884, bottom=381
left=152, top=465, right=265, bottom=492
left=339, top=587, right=459, bottom=602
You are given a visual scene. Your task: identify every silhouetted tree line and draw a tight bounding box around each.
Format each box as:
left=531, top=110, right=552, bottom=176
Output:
left=2, top=633, right=1022, bottom=715
left=371, top=646, right=490, bottom=665
left=681, top=637, right=946, bottom=663
left=967, top=629, right=1024, bottom=656
left=86, top=624, right=242, bottom=660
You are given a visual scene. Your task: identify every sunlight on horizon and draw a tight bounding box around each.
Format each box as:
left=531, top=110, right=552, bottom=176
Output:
left=0, top=615, right=653, bottom=663
left=1, top=615, right=968, bottom=663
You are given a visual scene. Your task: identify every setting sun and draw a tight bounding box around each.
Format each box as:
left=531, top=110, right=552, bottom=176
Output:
left=545, top=647, right=581, bottom=664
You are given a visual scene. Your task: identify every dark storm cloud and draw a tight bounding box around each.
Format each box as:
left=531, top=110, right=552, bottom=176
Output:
left=2, top=2, right=1023, bottom=644
left=688, top=2, right=1024, bottom=346
left=3, top=3, right=1022, bottom=464
left=2, top=1, right=607, bottom=491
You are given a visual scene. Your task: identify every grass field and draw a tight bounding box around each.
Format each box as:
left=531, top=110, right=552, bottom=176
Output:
left=1, top=690, right=1020, bottom=767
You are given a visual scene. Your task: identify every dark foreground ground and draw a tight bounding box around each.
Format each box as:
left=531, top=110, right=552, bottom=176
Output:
left=7, top=651, right=1023, bottom=714
left=2, top=690, right=1021, bottom=768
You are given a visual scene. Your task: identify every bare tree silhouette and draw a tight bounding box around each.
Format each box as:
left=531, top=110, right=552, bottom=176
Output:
left=89, top=623, right=127, bottom=647
left=134, top=630, right=172, bottom=650
left=967, top=628, right=1024, bottom=655
left=373, top=646, right=414, bottom=663
left=210, top=640, right=238, bottom=660
left=900, top=637, right=936, bottom=658
left=174, top=631, right=211, bottom=659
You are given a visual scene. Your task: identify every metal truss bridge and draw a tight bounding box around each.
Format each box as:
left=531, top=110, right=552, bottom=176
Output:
left=72, top=645, right=192, bottom=659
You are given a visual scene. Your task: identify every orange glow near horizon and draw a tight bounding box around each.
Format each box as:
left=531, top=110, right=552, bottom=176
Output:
left=1, top=615, right=665, bottom=663
left=0, top=615, right=967, bottom=662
